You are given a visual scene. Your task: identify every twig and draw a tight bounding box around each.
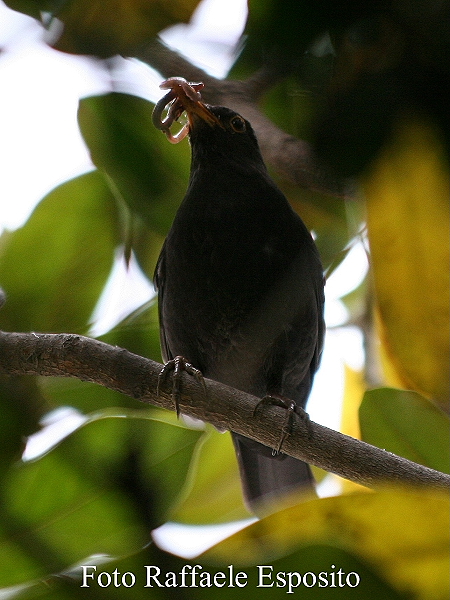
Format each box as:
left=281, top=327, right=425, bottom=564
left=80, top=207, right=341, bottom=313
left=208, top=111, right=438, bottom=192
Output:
left=1, top=330, right=448, bottom=491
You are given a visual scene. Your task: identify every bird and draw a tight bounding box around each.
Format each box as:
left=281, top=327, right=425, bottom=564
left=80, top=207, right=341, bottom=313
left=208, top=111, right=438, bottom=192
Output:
left=153, top=94, right=325, bottom=516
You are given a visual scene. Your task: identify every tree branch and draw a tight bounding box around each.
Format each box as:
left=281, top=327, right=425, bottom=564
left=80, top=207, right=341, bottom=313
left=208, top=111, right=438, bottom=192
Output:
left=1, top=330, right=448, bottom=492
left=135, top=39, right=356, bottom=199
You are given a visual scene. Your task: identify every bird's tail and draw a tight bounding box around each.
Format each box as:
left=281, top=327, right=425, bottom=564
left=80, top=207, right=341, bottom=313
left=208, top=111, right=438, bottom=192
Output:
left=232, top=432, right=315, bottom=517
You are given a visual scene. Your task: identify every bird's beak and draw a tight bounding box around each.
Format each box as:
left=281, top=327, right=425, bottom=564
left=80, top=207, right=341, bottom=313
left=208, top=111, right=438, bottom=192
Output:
left=185, top=100, right=222, bottom=129
left=168, top=84, right=222, bottom=129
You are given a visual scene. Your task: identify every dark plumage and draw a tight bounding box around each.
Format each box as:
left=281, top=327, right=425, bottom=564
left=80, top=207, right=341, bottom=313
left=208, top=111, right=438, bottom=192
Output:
left=154, top=105, right=325, bottom=515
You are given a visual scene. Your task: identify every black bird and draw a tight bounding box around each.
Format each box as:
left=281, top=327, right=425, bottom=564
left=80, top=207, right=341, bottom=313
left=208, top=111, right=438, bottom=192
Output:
left=154, top=99, right=325, bottom=516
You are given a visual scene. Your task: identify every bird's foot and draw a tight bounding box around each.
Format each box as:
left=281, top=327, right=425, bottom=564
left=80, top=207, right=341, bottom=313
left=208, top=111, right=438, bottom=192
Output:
left=253, top=394, right=309, bottom=454
left=157, top=356, right=206, bottom=416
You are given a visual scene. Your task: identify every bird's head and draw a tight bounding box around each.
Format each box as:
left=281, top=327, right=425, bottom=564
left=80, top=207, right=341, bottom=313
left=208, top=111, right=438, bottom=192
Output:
left=186, top=104, right=264, bottom=167
left=153, top=78, right=264, bottom=167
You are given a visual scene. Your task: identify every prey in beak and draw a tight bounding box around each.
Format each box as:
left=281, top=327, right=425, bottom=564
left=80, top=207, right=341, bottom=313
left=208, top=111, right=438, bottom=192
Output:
left=152, top=77, right=222, bottom=144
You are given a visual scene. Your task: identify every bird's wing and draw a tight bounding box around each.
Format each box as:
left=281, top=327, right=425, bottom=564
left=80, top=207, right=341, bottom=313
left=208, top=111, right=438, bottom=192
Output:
left=153, top=242, right=173, bottom=364
left=206, top=244, right=324, bottom=398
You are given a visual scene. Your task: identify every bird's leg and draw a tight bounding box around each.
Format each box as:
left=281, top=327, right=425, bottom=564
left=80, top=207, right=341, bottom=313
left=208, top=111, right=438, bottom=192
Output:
left=157, top=355, right=207, bottom=416
left=253, top=394, right=310, bottom=454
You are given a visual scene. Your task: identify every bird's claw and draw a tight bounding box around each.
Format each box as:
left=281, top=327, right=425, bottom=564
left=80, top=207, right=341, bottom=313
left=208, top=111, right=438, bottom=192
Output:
left=253, top=395, right=309, bottom=454
left=152, top=77, right=205, bottom=144
left=157, top=355, right=207, bottom=416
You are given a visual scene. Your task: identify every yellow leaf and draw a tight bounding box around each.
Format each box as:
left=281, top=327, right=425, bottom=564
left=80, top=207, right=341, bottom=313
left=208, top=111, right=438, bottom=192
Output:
left=375, top=309, right=409, bottom=388
left=203, top=488, right=450, bottom=600
left=341, top=364, right=365, bottom=439
left=340, top=365, right=368, bottom=494
left=364, top=118, right=450, bottom=408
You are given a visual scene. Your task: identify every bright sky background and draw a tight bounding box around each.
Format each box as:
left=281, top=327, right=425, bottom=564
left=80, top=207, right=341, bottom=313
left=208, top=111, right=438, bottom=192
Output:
left=0, top=0, right=368, bottom=554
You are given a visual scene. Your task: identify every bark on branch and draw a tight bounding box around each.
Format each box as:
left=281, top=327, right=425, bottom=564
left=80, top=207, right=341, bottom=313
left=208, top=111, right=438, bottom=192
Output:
left=1, top=330, right=448, bottom=492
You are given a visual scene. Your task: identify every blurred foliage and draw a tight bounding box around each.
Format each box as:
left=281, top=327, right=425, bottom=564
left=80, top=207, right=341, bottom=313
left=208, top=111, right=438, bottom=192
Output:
left=4, top=0, right=201, bottom=56
left=364, top=118, right=450, bottom=406
left=0, top=171, right=119, bottom=334
left=171, top=426, right=249, bottom=524
left=204, top=488, right=449, bottom=600
left=360, top=388, right=450, bottom=473
left=1, top=0, right=449, bottom=598
left=0, top=411, right=204, bottom=588
left=78, top=93, right=190, bottom=238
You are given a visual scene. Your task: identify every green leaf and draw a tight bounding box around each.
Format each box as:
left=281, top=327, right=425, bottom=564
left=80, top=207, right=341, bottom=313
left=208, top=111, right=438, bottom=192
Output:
left=0, top=410, right=204, bottom=587
left=38, top=376, right=140, bottom=413
left=172, top=427, right=249, bottom=524
left=0, top=171, right=119, bottom=334
left=99, top=298, right=162, bottom=363
left=359, top=388, right=450, bottom=473
left=3, top=0, right=49, bottom=19
left=260, top=75, right=318, bottom=140
left=236, top=2, right=382, bottom=81
left=238, top=0, right=332, bottom=70
left=78, top=92, right=190, bottom=238
left=0, top=377, right=44, bottom=478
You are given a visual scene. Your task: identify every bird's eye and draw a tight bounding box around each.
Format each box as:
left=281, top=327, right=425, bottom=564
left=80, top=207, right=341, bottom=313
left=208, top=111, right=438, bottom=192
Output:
left=230, top=116, right=246, bottom=133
